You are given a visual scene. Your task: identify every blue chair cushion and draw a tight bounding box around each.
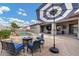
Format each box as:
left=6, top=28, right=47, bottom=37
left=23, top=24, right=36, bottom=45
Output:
left=14, top=43, right=23, bottom=50
left=28, top=43, right=33, bottom=49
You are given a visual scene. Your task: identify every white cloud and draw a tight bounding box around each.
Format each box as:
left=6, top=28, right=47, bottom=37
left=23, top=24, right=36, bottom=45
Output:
left=0, top=17, right=10, bottom=27
left=9, top=18, right=24, bottom=23
left=0, top=6, right=10, bottom=14
left=9, top=18, right=30, bottom=27
left=31, top=20, right=35, bottom=22
left=15, top=21, right=29, bottom=27
left=18, top=8, right=27, bottom=16
left=18, top=12, right=22, bottom=15
left=20, top=22, right=29, bottom=27
left=0, top=11, right=3, bottom=14
left=19, top=8, right=25, bottom=12
left=30, top=20, right=40, bottom=25
left=0, top=17, right=30, bottom=28
left=31, top=20, right=38, bottom=24
left=1, top=6, right=10, bottom=11
left=18, top=11, right=27, bottom=16
left=25, top=21, right=30, bottom=25
left=22, top=13, right=27, bottom=16
left=2, top=22, right=10, bottom=27
left=0, top=18, right=4, bottom=21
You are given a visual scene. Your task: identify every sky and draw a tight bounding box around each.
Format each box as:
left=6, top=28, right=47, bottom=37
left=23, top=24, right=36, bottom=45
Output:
left=0, top=3, right=79, bottom=27
left=0, top=3, right=41, bottom=27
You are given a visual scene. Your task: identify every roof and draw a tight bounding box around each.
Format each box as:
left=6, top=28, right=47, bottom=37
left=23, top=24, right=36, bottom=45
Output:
left=56, top=12, right=79, bottom=23
left=29, top=21, right=43, bottom=26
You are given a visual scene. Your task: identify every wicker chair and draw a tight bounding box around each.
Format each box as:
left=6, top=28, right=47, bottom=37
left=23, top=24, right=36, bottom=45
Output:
left=0, top=41, right=8, bottom=53
left=6, top=42, right=24, bottom=55
left=36, top=37, right=45, bottom=48
left=27, top=40, right=41, bottom=55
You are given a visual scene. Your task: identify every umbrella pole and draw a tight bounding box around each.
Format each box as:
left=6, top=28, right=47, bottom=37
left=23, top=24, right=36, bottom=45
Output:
left=49, top=18, right=59, bottom=53
left=53, top=19, right=55, bottom=48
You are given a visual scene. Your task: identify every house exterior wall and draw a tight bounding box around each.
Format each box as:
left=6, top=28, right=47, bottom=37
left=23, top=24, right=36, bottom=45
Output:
left=30, top=13, right=79, bottom=39
left=30, top=24, right=40, bottom=34
left=40, top=24, right=51, bottom=34
left=78, top=19, right=79, bottom=39
left=56, top=20, right=78, bottom=35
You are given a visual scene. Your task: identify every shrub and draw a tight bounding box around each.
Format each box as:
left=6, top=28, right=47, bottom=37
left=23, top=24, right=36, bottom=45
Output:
left=0, top=29, right=11, bottom=39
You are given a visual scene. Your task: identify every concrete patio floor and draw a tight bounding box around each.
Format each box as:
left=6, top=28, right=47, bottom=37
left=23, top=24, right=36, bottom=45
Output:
left=0, top=34, right=79, bottom=56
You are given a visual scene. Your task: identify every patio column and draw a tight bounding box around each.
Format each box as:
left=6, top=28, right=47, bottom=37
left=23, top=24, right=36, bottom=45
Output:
left=36, top=25, right=40, bottom=34
left=78, top=18, right=79, bottom=39
left=51, top=23, right=56, bottom=35
left=44, top=26, right=47, bottom=33
left=66, top=24, right=69, bottom=34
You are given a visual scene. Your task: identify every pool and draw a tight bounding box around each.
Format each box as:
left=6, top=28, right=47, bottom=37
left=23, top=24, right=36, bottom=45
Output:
left=19, top=32, right=28, bottom=36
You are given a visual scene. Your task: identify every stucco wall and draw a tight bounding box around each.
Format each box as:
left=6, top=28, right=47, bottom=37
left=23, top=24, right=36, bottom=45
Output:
left=56, top=20, right=78, bottom=35
left=30, top=24, right=40, bottom=34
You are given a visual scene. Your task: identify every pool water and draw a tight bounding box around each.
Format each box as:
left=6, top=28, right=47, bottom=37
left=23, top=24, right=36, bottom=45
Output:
left=19, top=32, right=27, bottom=36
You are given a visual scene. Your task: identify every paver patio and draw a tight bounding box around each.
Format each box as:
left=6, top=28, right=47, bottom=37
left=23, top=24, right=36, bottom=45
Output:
left=0, top=34, right=79, bottom=56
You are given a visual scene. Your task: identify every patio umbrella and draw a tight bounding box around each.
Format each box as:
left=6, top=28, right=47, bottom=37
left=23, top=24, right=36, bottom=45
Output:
left=36, top=3, right=79, bottom=53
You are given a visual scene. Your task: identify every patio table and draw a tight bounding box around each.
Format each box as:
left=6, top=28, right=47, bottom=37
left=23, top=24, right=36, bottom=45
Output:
left=22, top=37, right=33, bottom=52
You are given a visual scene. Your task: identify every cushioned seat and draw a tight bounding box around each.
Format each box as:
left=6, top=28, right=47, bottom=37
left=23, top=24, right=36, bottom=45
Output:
left=6, top=42, right=24, bottom=55
left=14, top=43, right=23, bottom=50
left=27, top=40, right=41, bottom=55
left=28, top=43, right=33, bottom=50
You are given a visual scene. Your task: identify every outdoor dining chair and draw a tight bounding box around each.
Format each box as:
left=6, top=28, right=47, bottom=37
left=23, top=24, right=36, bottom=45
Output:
left=27, top=40, right=41, bottom=55
left=36, top=36, right=45, bottom=48
left=0, top=41, right=8, bottom=53
left=6, top=41, right=24, bottom=55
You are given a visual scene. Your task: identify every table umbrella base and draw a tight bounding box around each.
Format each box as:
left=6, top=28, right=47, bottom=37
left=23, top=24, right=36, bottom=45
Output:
left=49, top=47, right=59, bottom=53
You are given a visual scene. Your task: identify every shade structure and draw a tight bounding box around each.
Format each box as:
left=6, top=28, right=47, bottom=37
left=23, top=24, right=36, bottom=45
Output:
left=36, top=3, right=79, bottom=22
left=36, top=3, right=79, bottom=53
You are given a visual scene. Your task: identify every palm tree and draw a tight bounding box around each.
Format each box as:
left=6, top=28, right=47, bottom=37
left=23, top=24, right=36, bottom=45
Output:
left=11, top=22, right=20, bottom=36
